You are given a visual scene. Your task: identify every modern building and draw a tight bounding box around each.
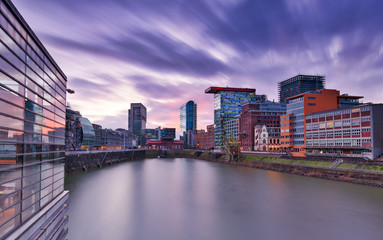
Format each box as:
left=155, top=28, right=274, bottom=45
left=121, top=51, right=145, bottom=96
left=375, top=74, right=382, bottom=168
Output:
left=279, top=75, right=325, bottom=103
left=195, top=124, right=215, bottom=150
left=280, top=89, right=362, bottom=156
left=147, top=140, right=183, bottom=150
left=180, top=100, right=197, bottom=147
left=254, top=125, right=281, bottom=152
left=65, top=107, right=82, bottom=150
left=101, top=129, right=124, bottom=150
left=115, top=128, right=136, bottom=149
left=128, top=103, right=146, bottom=146
left=239, top=101, right=286, bottom=151
left=305, top=104, right=383, bottom=160
left=0, top=1, right=68, bottom=239
left=145, top=127, right=161, bottom=143
left=65, top=107, right=95, bottom=150
left=161, top=128, right=176, bottom=140
left=186, top=129, right=204, bottom=148
left=77, top=117, right=95, bottom=150
left=224, top=117, right=239, bottom=141
left=92, top=124, right=102, bottom=150
left=205, top=87, right=266, bottom=150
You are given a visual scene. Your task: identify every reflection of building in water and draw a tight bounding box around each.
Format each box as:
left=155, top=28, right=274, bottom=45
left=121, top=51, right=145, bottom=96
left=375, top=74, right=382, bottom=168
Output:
left=0, top=1, right=68, bottom=239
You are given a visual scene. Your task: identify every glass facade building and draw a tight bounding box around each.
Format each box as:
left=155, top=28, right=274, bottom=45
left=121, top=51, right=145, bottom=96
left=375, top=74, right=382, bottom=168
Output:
left=278, top=75, right=325, bottom=103
left=128, top=103, right=146, bottom=146
left=206, top=87, right=261, bottom=150
left=0, top=1, right=68, bottom=239
left=179, top=100, right=197, bottom=142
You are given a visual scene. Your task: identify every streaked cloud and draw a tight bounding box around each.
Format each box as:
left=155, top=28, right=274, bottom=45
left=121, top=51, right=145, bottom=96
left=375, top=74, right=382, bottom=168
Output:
left=12, top=0, right=383, bottom=134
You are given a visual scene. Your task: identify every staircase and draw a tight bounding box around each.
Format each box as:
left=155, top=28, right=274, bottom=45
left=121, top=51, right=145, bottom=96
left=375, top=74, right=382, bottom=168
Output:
left=330, top=159, right=343, bottom=169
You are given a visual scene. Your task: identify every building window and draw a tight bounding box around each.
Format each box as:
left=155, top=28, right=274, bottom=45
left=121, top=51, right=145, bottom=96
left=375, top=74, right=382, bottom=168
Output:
left=308, top=97, right=316, bottom=100
left=308, top=103, right=316, bottom=106
left=352, top=119, right=361, bottom=126
left=343, top=130, right=351, bottom=136
left=334, top=121, right=342, bottom=127
left=352, top=129, right=361, bottom=136
left=334, top=130, right=342, bottom=136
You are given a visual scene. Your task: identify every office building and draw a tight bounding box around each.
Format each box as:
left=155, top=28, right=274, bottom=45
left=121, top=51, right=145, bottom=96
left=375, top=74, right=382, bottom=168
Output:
left=224, top=117, right=239, bottom=141
left=180, top=100, right=197, bottom=147
left=280, top=89, right=362, bottom=156
left=161, top=128, right=176, bottom=140
left=65, top=106, right=95, bottom=151
left=65, top=107, right=82, bottom=150
left=147, top=140, right=183, bottom=150
left=115, top=128, right=136, bottom=149
left=279, top=75, right=325, bottom=103
left=195, top=124, right=215, bottom=150
left=239, top=101, right=286, bottom=151
left=92, top=124, right=102, bottom=150
left=101, top=129, right=124, bottom=150
left=305, top=104, right=383, bottom=160
left=0, top=1, right=68, bottom=239
left=205, top=87, right=265, bottom=150
left=145, top=127, right=161, bottom=144
left=128, top=103, right=146, bottom=146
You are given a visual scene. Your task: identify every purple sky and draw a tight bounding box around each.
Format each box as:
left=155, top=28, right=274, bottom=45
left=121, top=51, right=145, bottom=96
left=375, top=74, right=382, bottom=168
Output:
left=12, top=0, right=383, bottom=133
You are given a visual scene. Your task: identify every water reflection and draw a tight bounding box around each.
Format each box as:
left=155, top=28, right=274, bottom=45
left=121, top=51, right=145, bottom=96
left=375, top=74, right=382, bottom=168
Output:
left=65, top=158, right=383, bottom=240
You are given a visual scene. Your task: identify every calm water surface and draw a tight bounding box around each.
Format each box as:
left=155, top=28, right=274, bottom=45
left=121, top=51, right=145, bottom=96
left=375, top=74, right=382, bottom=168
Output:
left=65, top=158, right=383, bottom=240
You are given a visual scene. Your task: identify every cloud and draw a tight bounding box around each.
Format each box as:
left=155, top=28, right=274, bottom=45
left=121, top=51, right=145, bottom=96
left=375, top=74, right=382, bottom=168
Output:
left=11, top=0, right=383, bottom=132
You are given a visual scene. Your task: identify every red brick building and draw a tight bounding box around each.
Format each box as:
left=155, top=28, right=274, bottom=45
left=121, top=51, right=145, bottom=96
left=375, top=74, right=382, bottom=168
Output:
left=239, top=102, right=286, bottom=151
left=147, top=140, right=183, bottom=150
left=196, top=124, right=215, bottom=150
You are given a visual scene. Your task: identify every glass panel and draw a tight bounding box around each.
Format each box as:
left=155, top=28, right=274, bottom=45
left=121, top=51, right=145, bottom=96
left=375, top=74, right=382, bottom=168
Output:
left=0, top=214, right=21, bottom=239
left=0, top=128, right=23, bottom=142
left=21, top=201, right=39, bottom=222
left=0, top=101, right=23, bottom=119
left=22, top=182, right=40, bottom=199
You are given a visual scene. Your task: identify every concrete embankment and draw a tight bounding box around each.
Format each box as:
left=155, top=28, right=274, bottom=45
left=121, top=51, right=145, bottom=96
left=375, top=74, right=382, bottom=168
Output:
left=163, top=150, right=383, bottom=188
left=65, top=149, right=383, bottom=187
left=65, top=149, right=148, bottom=174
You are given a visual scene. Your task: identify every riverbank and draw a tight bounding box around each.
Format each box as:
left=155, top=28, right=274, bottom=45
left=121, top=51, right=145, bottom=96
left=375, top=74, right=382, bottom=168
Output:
left=64, top=149, right=383, bottom=188
left=163, top=150, right=383, bottom=188
left=65, top=149, right=146, bottom=173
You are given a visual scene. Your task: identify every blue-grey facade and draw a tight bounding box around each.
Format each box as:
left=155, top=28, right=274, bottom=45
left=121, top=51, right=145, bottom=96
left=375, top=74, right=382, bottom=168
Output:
left=279, top=75, right=325, bottom=103
left=0, top=1, right=68, bottom=239
left=128, top=103, right=146, bottom=146
left=180, top=100, right=197, bottom=147
left=206, top=87, right=265, bottom=150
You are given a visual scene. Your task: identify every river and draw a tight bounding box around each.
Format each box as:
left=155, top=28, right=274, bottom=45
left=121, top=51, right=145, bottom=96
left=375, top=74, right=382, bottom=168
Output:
left=64, top=158, right=383, bottom=240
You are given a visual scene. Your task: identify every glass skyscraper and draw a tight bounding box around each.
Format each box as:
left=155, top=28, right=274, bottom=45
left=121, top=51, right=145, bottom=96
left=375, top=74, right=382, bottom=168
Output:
left=0, top=1, right=68, bottom=239
left=206, top=87, right=263, bottom=150
left=180, top=100, right=197, bottom=146
left=128, top=103, right=146, bottom=146
left=278, top=75, right=325, bottom=103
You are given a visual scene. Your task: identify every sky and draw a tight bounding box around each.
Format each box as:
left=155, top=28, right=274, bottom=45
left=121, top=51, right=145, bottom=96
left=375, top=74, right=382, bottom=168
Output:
left=12, top=0, right=383, bottom=135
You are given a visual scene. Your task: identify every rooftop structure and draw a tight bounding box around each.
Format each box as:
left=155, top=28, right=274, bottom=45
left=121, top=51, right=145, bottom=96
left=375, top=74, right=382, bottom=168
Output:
left=279, top=75, right=325, bottom=103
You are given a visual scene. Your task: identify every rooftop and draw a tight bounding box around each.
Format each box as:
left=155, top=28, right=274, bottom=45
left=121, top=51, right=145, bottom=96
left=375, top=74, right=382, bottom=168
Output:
left=205, top=87, right=256, bottom=94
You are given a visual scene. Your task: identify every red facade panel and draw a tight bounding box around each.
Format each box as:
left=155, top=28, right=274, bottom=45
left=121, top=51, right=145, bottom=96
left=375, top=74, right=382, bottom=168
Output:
left=351, top=112, right=360, bottom=118
left=362, top=132, right=371, bottom=137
